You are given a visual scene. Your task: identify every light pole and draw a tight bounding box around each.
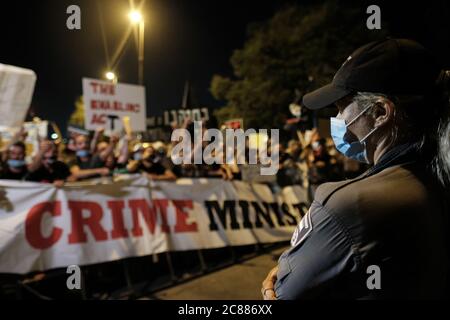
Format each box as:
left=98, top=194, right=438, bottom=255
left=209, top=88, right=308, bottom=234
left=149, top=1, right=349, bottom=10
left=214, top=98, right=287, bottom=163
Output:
left=129, top=11, right=144, bottom=85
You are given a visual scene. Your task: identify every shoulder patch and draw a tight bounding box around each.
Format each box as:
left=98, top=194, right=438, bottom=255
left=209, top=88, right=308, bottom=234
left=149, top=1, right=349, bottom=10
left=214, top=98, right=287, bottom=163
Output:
left=290, top=209, right=313, bottom=247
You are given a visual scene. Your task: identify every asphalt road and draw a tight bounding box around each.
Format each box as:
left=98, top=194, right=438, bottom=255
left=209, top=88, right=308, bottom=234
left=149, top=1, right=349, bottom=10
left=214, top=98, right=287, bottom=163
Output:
left=144, top=246, right=288, bottom=300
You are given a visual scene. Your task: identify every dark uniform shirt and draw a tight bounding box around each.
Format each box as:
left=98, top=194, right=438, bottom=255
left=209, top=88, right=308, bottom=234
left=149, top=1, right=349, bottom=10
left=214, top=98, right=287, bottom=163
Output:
left=275, top=143, right=449, bottom=299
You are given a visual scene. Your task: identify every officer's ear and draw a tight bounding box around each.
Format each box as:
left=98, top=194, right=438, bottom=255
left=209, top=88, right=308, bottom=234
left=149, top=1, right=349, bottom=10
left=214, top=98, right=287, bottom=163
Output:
left=373, top=98, right=394, bottom=128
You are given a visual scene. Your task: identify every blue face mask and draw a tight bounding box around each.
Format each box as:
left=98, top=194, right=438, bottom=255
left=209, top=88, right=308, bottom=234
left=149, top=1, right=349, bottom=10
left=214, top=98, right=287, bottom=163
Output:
left=8, top=159, right=26, bottom=168
left=45, top=157, right=57, bottom=165
left=133, top=152, right=143, bottom=161
left=76, top=150, right=90, bottom=158
left=330, top=104, right=378, bottom=164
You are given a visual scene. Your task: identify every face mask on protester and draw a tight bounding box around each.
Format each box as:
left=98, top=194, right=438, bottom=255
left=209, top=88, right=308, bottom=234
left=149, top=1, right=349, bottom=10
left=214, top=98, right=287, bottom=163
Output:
left=146, top=154, right=158, bottom=163
left=76, top=150, right=90, bottom=158
left=330, top=104, right=378, bottom=164
left=133, top=152, right=143, bottom=161
left=7, top=159, right=26, bottom=168
left=312, top=141, right=320, bottom=150
left=45, top=156, right=57, bottom=165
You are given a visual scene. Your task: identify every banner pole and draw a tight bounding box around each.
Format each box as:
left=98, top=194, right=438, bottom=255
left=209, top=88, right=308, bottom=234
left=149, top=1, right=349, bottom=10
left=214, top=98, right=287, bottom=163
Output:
left=122, top=260, right=136, bottom=298
left=254, top=243, right=261, bottom=255
left=80, top=268, right=88, bottom=300
left=229, top=245, right=237, bottom=263
left=196, top=249, right=208, bottom=273
left=164, top=252, right=177, bottom=283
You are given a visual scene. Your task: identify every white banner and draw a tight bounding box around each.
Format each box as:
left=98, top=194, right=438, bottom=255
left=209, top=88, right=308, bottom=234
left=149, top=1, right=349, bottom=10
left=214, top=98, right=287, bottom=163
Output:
left=82, top=78, right=146, bottom=134
left=0, top=64, right=36, bottom=129
left=0, top=176, right=309, bottom=274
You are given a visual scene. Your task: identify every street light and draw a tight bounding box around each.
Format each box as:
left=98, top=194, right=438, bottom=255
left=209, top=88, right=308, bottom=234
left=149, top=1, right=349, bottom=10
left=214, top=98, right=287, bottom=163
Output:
left=128, top=11, right=142, bottom=24
left=128, top=10, right=145, bottom=85
left=105, top=71, right=117, bottom=83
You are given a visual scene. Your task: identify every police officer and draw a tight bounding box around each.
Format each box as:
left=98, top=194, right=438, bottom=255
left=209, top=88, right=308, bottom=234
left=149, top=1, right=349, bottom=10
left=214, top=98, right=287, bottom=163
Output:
left=262, top=39, right=450, bottom=299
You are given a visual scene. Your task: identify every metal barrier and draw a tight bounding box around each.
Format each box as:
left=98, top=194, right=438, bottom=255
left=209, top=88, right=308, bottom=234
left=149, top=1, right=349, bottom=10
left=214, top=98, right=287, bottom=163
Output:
left=0, top=242, right=288, bottom=300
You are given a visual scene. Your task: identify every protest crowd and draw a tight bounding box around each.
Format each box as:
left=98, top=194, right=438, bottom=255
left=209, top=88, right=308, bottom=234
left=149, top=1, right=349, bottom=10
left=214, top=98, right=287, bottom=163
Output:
left=0, top=118, right=366, bottom=199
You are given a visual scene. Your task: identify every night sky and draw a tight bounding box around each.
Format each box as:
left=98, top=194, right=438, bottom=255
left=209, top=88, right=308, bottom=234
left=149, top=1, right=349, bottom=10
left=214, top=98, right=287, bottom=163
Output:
left=0, top=0, right=449, bottom=136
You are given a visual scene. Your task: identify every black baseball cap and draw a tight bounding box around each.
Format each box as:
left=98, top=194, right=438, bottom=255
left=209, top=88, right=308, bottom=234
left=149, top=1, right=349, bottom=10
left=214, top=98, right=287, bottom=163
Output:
left=302, top=38, right=442, bottom=110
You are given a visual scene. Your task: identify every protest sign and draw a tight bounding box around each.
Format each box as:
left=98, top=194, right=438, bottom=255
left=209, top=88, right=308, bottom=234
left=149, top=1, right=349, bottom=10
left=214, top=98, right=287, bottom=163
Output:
left=0, top=64, right=36, bottom=129
left=223, top=118, right=244, bottom=130
left=82, top=78, right=146, bottom=134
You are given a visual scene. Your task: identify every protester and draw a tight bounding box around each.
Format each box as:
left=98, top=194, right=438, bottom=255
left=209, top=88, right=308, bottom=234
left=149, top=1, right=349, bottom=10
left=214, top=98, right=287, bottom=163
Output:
left=26, top=140, right=71, bottom=186
left=276, top=143, right=304, bottom=187
left=0, top=141, right=29, bottom=180
left=68, top=134, right=114, bottom=181
left=286, top=139, right=302, bottom=160
left=127, top=144, right=177, bottom=181
left=0, top=120, right=347, bottom=185
left=307, top=138, right=333, bottom=194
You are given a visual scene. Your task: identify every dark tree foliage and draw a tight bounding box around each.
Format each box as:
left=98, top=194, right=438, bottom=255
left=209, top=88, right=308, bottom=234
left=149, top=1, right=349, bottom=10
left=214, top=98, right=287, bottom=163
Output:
left=211, top=1, right=387, bottom=129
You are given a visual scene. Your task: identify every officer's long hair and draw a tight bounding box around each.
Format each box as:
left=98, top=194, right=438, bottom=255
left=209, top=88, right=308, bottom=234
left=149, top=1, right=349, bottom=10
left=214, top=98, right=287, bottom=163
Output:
left=354, top=70, right=450, bottom=188
left=433, top=71, right=450, bottom=188
left=414, top=70, right=450, bottom=188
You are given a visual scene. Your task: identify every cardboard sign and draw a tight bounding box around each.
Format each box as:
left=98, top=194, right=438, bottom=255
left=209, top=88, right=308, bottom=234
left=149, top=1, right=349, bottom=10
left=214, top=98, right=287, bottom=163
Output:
left=0, top=121, right=47, bottom=162
left=23, top=121, right=48, bottom=159
left=0, top=64, right=36, bottom=129
left=82, top=78, right=146, bottom=134
left=223, top=118, right=243, bottom=130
